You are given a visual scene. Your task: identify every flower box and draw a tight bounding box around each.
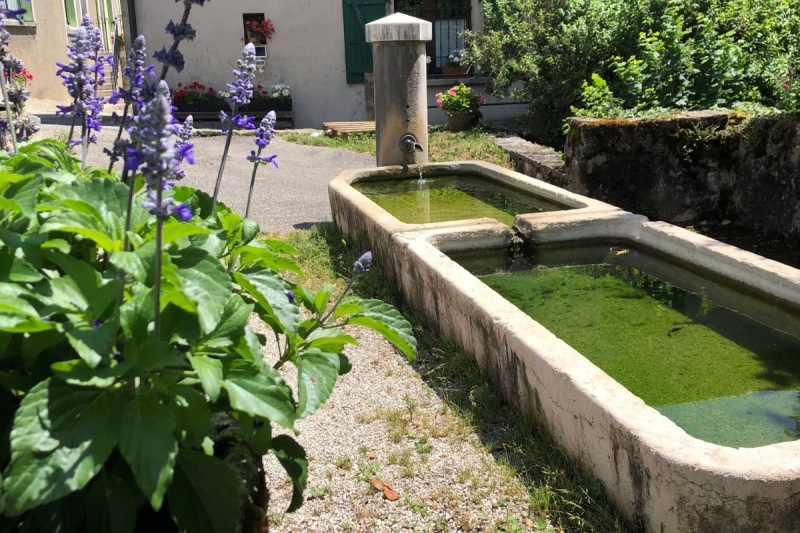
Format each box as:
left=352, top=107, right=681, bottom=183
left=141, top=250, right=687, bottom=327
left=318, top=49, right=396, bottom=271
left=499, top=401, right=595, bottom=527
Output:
left=173, top=97, right=292, bottom=114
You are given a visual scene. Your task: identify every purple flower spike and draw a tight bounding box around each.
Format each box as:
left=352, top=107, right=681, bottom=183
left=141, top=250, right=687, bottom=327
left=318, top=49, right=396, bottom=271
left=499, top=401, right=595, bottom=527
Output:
left=0, top=9, right=26, bottom=24
left=127, top=80, right=194, bottom=221
left=165, top=20, right=196, bottom=41
left=253, top=111, right=276, bottom=148
left=353, top=251, right=372, bottom=274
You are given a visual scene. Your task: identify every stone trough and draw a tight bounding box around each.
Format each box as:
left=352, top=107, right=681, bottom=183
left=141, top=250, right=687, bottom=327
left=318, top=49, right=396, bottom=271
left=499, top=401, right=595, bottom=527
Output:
left=328, top=162, right=800, bottom=532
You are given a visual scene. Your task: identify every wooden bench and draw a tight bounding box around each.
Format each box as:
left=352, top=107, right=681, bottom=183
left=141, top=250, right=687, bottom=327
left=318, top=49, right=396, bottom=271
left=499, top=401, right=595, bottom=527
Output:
left=322, top=121, right=376, bottom=137
left=173, top=109, right=295, bottom=130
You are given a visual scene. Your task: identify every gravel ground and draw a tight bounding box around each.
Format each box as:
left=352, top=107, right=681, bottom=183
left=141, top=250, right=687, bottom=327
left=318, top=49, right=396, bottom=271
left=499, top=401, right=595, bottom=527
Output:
left=255, top=323, right=542, bottom=533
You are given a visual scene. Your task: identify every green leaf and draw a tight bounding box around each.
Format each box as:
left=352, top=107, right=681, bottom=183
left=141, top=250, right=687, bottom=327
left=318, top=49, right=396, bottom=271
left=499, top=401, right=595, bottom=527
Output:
left=223, top=363, right=295, bottom=429
left=171, top=247, right=232, bottom=335
left=232, top=412, right=272, bottom=455
left=151, top=220, right=211, bottom=245
left=188, top=355, right=223, bottom=402
left=3, top=379, right=121, bottom=515
left=119, top=287, right=154, bottom=340
left=0, top=251, right=42, bottom=282
left=200, top=293, right=253, bottom=348
left=234, top=326, right=267, bottom=368
left=165, top=387, right=211, bottom=448
left=117, top=395, right=178, bottom=510
left=64, top=317, right=119, bottom=369
left=304, top=328, right=357, bottom=353
left=84, top=464, right=139, bottom=533
left=339, top=299, right=417, bottom=362
left=167, top=450, right=240, bottom=533
left=271, top=435, right=308, bottom=513
left=296, top=348, right=343, bottom=419
left=51, top=359, right=130, bottom=388
left=48, top=275, right=88, bottom=313
left=233, top=269, right=298, bottom=335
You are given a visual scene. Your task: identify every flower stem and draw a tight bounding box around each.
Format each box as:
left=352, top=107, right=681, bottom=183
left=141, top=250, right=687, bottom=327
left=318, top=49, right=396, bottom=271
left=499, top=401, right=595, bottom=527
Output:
left=81, top=119, right=89, bottom=171
left=123, top=171, right=136, bottom=251
left=0, top=74, right=18, bottom=153
left=108, top=102, right=130, bottom=173
left=244, top=146, right=263, bottom=219
left=210, top=104, right=238, bottom=213
left=154, top=217, right=163, bottom=341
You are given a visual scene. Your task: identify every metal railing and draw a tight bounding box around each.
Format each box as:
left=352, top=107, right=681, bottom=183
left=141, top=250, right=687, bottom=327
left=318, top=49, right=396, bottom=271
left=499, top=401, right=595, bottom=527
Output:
left=395, top=0, right=472, bottom=77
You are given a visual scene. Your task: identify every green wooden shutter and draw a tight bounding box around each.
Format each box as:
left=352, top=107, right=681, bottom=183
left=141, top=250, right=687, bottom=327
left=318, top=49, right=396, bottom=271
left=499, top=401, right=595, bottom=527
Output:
left=342, top=0, right=386, bottom=84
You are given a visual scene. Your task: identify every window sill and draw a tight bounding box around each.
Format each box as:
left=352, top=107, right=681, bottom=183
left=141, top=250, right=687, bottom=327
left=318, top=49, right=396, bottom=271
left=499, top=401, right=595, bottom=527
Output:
left=5, top=22, right=37, bottom=35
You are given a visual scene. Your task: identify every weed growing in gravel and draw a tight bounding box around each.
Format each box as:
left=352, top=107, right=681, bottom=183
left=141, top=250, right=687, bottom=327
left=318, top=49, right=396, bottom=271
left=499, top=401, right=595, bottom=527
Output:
left=401, top=496, right=429, bottom=517
left=335, top=457, right=352, bottom=470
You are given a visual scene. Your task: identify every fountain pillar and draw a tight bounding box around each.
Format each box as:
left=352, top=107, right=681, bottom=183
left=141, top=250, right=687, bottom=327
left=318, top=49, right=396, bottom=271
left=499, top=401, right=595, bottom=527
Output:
left=366, top=13, right=432, bottom=167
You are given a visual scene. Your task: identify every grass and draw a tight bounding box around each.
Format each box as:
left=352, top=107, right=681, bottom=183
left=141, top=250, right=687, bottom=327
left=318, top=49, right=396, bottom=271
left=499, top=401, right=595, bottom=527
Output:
left=278, top=125, right=513, bottom=168
left=279, top=224, right=637, bottom=533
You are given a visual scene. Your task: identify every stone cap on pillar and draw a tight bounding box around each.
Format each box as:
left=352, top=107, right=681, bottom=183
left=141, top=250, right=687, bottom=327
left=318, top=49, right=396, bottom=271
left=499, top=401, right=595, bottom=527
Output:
left=366, top=13, right=432, bottom=43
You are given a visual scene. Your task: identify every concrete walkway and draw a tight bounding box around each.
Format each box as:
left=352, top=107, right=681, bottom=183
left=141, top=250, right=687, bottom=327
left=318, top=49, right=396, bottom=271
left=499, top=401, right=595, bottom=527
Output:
left=30, top=98, right=376, bottom=232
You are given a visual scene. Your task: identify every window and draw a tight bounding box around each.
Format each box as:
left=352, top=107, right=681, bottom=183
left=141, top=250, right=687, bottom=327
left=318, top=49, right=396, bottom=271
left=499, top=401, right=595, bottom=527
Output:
left=2, top=0, right=34, bottom=21
left=395, top=0, right=472, bottom=76
left=63, top=0, right=78, bottom=26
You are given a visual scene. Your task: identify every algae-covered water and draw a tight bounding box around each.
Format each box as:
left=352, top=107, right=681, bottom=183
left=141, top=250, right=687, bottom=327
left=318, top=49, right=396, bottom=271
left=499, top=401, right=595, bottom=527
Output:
left=353, top=175, right=565, bottom=226
left=466, top=245, right=800, bottom=448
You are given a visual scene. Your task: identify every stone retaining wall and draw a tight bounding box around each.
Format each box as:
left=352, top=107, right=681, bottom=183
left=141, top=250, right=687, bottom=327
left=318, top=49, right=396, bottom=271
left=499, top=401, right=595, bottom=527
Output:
left=496, top=111, right=800, bottom=238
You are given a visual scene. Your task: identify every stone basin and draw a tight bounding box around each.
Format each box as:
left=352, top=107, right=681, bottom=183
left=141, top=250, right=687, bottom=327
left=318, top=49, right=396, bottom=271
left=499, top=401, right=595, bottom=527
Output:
left=328, top=163, right=800, bottom=531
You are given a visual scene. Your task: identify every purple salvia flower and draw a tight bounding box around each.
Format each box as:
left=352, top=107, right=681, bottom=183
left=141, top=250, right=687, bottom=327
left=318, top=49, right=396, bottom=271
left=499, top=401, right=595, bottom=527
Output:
left=126, top=80, right=194, bottom=221
left=0, top=9, right=26, bottom=24
left=253, top=111, right=276, bottom=148
left=112, top=35, right=154, bottom=109
left=353, top=251, right=373, bottom=274
left=210, top=43, right=257, bottom=213
left=165, top=20, right=196, bottom=41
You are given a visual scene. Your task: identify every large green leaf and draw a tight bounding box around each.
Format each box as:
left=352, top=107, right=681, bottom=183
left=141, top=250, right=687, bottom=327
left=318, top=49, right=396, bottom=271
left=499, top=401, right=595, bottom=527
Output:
left=167, top=450, right=240, bottom=533
left=117, top=395, right=178, bottom=510
left=200, top=293, right=253, bottom=349
left=303, top=328, right=357, bottom=353
left=119, top=286, right=154, bottom=340
left=231, top=242, right=303, bottom=275
left=296, top=348, right=346, bottom=419
left=188, top=355, right=223, bottom=402
left=234, top=326, right=267, bottom=369
left=64, top=317, right=119, bottom=369
left=51, top=358, right=131, bottom=388
left=233, top=269, right=298, bottom=335
left=165, top=387, right=211, bottom=448
left=338, top=299, right=417, bottom=362
left=84, top=463, right=139, bottom=533
left=149, top=220, right=211, bottom=245
left=222, top=362, right=295, bottom=429
left=271, top=435, right=308, bottom=513
left=171, top=247, right=232, bottom=335
left=3, top=379, right=121, bottom=515
left=0, top=251, right=42, bottom=282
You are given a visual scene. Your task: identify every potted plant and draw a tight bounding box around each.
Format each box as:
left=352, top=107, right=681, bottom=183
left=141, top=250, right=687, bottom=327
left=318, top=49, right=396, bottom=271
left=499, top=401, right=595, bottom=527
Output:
left=244, top=18, right=275, bottom=45
left=172, top=81, right=226, bottom=113
left=242, top=83, right=292, bottom=112
left=441, top=48, right=470, bottom=77
left=436, top=83, right=485, bottom=132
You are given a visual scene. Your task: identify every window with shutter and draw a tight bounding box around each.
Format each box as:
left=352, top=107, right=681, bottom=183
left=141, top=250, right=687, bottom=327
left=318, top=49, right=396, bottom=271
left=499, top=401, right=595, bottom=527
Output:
left=341, top=0, right=386, bottom=84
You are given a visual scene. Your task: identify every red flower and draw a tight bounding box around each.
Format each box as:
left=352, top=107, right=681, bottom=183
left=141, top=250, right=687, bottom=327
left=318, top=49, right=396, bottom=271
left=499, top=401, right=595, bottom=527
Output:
left=177, top=82, right=182, bottom=87
left=209, top=88, right=216, bottom=95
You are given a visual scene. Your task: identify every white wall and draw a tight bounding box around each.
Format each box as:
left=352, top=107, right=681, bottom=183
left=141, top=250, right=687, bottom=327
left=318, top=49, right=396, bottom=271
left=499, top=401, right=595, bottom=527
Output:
left=134, top=0, right=366, bottom=128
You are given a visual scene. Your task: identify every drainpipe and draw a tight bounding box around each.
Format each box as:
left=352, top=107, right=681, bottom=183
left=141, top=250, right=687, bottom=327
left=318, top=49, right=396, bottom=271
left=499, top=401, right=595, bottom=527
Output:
left=366, top=13, right=432, bottom=167
left=121, top=0, right=136, bottom=54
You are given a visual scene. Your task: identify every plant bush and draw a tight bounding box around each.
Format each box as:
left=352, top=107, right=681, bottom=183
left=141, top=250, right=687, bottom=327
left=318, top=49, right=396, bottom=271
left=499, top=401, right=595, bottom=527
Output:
left=0, top=3, right=417, bottom=532
left=436, top=83, right=485, bottom=118
left=467, top=0, right=800, bottom=145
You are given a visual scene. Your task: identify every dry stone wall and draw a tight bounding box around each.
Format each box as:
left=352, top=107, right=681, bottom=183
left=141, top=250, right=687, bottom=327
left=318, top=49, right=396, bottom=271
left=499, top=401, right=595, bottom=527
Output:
left=560, top=111, right=800, bottom=236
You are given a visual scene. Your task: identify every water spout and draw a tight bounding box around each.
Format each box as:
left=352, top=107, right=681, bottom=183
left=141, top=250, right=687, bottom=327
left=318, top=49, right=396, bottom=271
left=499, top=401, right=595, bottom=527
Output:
left=400, top=134, right=424, bottom=154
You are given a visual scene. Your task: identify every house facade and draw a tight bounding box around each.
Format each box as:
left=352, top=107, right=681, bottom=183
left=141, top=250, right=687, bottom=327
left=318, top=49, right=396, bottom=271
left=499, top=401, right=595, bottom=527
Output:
left=128, top=0, right=525, bottom=129
left=4, top=0, right=124, bottom=102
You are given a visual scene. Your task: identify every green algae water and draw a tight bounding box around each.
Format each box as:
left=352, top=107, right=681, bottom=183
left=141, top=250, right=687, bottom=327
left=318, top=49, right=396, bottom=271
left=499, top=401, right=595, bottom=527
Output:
left=353, top=175, right=566, bottom=226
left=457, top=243, right=800, bottom=448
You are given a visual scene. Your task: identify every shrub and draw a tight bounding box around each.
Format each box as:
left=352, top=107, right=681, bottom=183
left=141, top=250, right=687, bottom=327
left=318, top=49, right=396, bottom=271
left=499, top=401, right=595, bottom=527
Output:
left=467, top=0, right=800, bottom=145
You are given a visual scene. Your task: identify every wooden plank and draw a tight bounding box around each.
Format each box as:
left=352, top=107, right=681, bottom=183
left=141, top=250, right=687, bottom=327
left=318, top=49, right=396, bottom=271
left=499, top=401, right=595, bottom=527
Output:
left=322, top=121, right=376, bottom=137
